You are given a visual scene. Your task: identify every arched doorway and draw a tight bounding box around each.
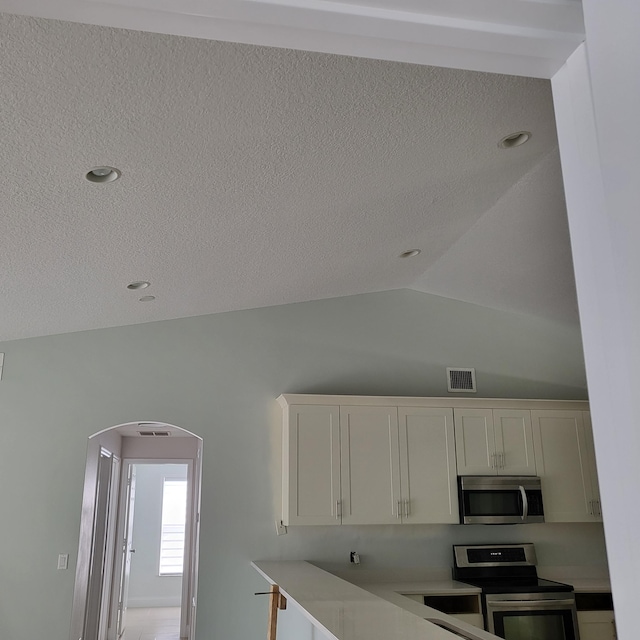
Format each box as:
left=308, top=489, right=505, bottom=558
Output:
left=69, top=422, right=203, bottom=640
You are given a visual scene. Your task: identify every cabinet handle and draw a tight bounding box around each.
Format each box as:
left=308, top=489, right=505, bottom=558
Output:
left=500, top=452, right=506, bottom=469
left=490, top=452, right=496, bottom=468
left=596, top=500, right=602, bottom=517
left=404, top=499, right=410, bottom=517
left=588, top=500, right=593, bottom=516
left=335, top=499, right=341, bottom=520
left=396, top=500, right=402, bottom=519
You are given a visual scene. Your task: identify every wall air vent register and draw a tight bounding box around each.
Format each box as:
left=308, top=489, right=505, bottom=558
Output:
left=447, top=367, right=477, bottom=393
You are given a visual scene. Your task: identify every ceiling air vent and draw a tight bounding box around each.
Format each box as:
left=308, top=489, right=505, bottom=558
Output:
left=446, top=367, right=477, bottom=393
left=138, top=430, right=171, bottom=436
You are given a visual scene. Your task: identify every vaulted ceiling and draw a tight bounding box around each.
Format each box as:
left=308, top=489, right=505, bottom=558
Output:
left=0, top=13, right=578, bottom=341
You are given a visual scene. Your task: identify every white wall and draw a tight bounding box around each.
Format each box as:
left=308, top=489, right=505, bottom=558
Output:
left=127, top=463, right=187, bottom=608
left=551, top=3, right=640, bottom=639
left=0, top=289, right=599, bottom=640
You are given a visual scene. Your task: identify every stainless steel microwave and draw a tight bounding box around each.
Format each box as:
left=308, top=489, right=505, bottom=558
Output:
left=458, top=476, right=545, bottom=524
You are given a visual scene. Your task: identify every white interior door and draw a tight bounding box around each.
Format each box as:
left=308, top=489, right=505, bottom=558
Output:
left=116, top=464, right=137, bottom=638
left=98, top=455, right=120, bottom=640
left=84, top=449, right=115, bottom=640
left=186, top=445, right=202, bottom=640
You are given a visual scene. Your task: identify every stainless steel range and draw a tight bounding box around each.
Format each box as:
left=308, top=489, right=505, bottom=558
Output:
left=453, top=544, right=579, bottom=640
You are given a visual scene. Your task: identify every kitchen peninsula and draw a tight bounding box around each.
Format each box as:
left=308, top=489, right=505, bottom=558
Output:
left=252, top=561, right=612, bottom=640
left=253, top=561, right=498, bottom=640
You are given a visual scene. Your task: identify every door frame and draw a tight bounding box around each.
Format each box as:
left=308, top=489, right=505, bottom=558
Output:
left=108, top=458, right=196, bottom=640
left=83, top=448, right=121, bottom=640
left=111, top=461, right=136, bottom=639
left=71, top=423, right=203, bottom=640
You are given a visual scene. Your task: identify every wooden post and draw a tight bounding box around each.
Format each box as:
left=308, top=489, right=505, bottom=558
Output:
left=257, top=584, right=287, bottom=640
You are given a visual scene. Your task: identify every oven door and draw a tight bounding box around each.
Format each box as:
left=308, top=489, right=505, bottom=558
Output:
left=486, top=592, right=579, bottom=640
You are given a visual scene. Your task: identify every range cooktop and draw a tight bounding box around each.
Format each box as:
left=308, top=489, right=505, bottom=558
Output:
left=452, top=543, right=574, bottom=594
left=457, top=576, right=573, bottom=594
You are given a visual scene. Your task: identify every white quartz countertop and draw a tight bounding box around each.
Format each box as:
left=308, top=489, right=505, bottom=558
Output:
left=327, top=565, right=611, bottom=596
left=363, top=580, right=481, bottom=596
left=252, top=561, right=497, bottom=640
left=537, top=569, right=611, bottom=593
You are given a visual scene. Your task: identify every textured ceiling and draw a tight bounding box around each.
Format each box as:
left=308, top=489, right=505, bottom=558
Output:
left=412, top=149, right=578, bottom=324
left=0, top=13, right=577, bottom=341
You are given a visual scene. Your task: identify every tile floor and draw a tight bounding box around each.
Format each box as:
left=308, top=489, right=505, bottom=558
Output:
left=122, top=606, right=182, bottom=640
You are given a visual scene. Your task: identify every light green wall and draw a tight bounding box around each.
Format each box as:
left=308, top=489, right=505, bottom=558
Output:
left=0, top=290, right=595, bottom=640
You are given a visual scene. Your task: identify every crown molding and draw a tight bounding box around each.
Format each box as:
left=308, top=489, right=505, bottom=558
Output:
left=0, top=0, right=584, bottom=78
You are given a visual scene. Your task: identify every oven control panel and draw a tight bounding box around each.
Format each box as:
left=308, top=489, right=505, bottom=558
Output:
left=468, top=547, right=526, bottom=564
left=454, top=543, right=537, bottom=568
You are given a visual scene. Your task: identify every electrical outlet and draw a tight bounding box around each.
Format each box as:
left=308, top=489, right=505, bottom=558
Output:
left=350, top=551, right=360, bottom=565
left=275, top=520, right=288, bottom=536
left=57, top=554, right=69, bottom=570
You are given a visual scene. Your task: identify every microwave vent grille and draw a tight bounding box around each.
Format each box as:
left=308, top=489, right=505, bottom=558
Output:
left=447, top=367, right=477, bottom=393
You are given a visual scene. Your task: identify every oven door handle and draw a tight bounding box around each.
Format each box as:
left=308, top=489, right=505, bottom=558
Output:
left=489, top=599, right=576, bottom=608
left=519, top=485, right=528, bottom=521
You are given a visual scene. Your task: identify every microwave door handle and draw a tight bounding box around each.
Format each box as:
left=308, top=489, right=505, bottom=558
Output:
left=519, top=485, right=529, bottom=521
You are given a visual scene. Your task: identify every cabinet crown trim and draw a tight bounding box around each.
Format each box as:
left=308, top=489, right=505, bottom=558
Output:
left=277, top=394, right=589, bottom=411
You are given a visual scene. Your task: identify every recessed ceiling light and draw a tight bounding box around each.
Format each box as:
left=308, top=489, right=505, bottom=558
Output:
left=127, top=281, right=150, bottom=290
left=498, top=132, right=531, bottom=149
left=139, top=296, right=156, bottom=302
left=85, top=166, right=121, bottom=183
left=399, top=249, right=421, bottom=258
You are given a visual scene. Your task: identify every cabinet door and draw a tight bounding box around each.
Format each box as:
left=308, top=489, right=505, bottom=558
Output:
left=454, top=409, right=497, bottom=475
left=340, top=406, right=401, bottom=524
left=531, top=410, right=596, bottom=522
left=577, top=611, right=616, bottom=640
left=284, top=405, right=341, bottom=525
left=398, top=407, right=458, bottom=523
left=493, top=410, right=536, bottom=476
left=583, top=412, right=603, bottom=521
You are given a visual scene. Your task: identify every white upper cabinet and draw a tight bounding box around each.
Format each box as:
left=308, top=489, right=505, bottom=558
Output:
left=283, top=405, right=341, bottom=526
left=532, top=410, right=598, bottom=522
left=279, top=395, right=596, bottom=526
left=398, top=407, right=458, bottom=524
left=454, top=409, right=536, bottom=476
left=338, top=405, right=459, bottom=525
left=339, top=406, right=401, bottom=525
left=583, top=411, right=603, bottom=521
left=493, top=410, right=537, bottom=476
left=454, top=409, right=496, bottom=475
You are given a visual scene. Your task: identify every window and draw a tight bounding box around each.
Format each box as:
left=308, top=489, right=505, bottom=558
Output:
left=159, top=478, right=188, bottom=576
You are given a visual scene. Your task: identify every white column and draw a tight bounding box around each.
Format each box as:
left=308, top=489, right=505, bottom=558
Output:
left=552, top=3, right=640, bottom=637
